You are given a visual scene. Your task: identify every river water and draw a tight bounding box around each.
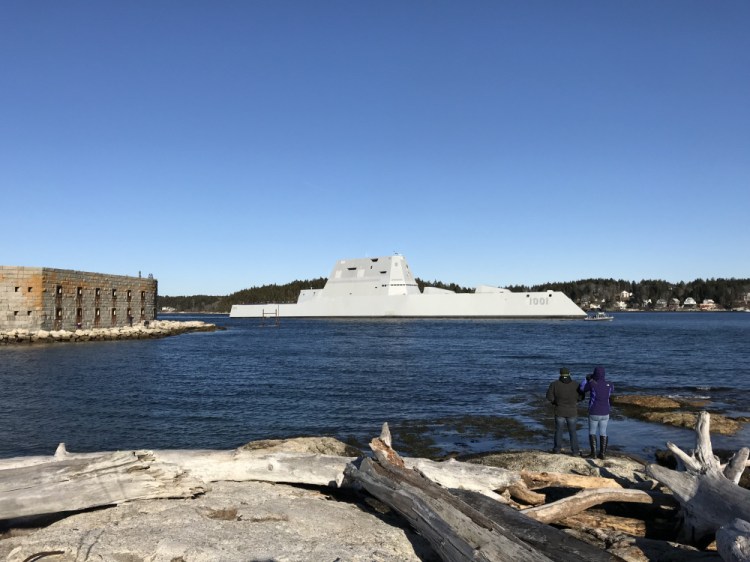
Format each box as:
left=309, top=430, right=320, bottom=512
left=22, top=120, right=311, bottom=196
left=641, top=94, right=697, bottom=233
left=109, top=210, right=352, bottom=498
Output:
left=1, top=312, right=749, bottom=460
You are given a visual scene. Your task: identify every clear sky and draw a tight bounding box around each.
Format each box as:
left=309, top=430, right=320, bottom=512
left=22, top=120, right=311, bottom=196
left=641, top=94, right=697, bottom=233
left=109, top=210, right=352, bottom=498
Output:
left=2, top=2, right=748, bottom=295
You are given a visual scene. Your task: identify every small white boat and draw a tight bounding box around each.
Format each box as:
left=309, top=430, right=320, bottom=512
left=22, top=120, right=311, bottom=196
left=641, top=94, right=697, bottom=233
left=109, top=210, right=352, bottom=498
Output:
left=584, top=311, right=614, bottom=321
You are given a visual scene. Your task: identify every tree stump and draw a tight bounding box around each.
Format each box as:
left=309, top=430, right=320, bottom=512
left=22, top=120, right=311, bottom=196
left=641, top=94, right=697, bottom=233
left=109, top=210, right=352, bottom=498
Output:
left=645, top=411, right=750, bottom=546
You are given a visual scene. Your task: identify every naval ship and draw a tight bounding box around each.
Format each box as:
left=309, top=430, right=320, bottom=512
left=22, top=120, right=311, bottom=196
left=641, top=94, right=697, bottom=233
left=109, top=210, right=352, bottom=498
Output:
left=229, top=255, right=585, bottom=319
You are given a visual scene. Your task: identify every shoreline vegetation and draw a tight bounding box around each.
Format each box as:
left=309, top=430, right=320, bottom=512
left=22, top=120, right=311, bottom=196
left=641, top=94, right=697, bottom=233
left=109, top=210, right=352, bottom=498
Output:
left=1, top=416, right=748, bottom=561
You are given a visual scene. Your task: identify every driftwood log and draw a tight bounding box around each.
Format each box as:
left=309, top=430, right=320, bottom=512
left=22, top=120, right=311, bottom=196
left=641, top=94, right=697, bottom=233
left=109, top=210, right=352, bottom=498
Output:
left=451, top=489, right=621, bottom=561
left=521, top=470, right=623, bottom=490
left=522, top=487, right=659, bottom=525
left=0, top=442, right=356, bottom=487
left=717, top=518, right=750, bottom=562
left=0, top=440, right=523, bottom=523
left=0, top=442, right=358, bottom=521
left=0, top=447, right=205, bottom=520
left=646, top=411, right=750, bottom=546
left=559, top=512, right=647, bottom=537
left=403, top=456, right=522, bottom=502
left=346, top=423, right=619, bottom=562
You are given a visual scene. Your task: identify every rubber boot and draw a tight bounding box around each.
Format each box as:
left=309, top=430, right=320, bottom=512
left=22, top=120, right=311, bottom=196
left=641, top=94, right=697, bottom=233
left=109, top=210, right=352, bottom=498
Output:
left=598, top=436, right=608, bottom=460
left=586, top=435, right=597, bottom=458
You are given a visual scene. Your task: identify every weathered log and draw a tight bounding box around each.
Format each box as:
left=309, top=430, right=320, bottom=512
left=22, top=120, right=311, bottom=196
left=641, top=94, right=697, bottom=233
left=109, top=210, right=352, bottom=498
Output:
left=0, top=449, right=205, bottom=520
left=0, top=442, right=358, bottom=521
left=1, top=442, right=530, bottom=498
left=2, top=444, right=356, bottom=486
left=508, top=481, right=547, bottom=506
left=355, top=424, right=555, bottom=561
left=521, top=487, right=658, bottom=524
left=155, top=449, right=354, bottom=487
left=521, top=470, right=622, bottom=490
left=645, top=412, right=750, bottom=545
left=717, top=519, right=750, bottom=562
left=451, top=489, right=622, bottom=561
left=352, top=456, right=551, bottom=561
left=0, top=443, right=540, bottom=519
left=724, top=449, right=750, bottom=485
left=560, top=512, right=647, bottom=537
left=403, top=457, right=522, bottom=503
left=349, top=423, right=621, bottom=561
left=648, top=463, right=750, bottom=545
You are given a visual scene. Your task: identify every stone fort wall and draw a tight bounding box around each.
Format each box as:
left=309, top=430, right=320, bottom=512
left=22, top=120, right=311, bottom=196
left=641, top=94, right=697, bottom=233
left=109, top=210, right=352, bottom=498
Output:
left=0, top=267, right=157, bottom=331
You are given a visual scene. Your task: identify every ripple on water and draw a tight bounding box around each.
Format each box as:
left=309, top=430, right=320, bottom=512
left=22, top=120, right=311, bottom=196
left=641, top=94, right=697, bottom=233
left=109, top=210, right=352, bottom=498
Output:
left=1, top=312, right=749, bottom=459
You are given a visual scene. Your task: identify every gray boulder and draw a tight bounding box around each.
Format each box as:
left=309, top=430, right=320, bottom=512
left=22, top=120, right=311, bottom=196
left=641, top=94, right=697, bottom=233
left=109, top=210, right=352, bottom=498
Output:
left=0, top=480, right=434, bottom=561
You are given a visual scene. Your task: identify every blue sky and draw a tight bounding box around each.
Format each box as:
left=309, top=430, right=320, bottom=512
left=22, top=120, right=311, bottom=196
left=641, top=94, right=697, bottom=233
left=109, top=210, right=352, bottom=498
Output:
left=2, top=2, right=748, bottom=295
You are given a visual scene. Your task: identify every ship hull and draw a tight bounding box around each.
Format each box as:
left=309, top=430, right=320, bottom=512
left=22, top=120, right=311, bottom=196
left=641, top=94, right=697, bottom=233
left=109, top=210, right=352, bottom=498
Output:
left=230, top=291, right=585, bottom=318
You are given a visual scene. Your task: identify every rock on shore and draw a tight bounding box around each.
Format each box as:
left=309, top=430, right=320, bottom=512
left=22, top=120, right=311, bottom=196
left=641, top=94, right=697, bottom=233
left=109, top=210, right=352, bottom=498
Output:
left=0, top=480, right=434, bottom=562
left=3, top=436, right=737, bottom=562
left=466, top=448, right=649, bottom=484
left=614, top=394, right=745, bottom=435
left=0, top=437, right=435, bottom=562
left=0, top=320, right=219, bottom=345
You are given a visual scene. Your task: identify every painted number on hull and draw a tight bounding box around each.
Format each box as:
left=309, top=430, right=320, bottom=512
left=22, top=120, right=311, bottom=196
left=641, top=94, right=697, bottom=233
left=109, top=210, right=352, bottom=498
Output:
left=529, top=297, right=549, bottom=306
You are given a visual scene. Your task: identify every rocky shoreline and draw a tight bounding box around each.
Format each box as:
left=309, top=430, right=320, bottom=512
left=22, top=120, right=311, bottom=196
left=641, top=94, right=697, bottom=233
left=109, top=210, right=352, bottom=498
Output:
left=2, top=433, right=746, bottom=562
left=613, top=394, right=750, bottom=436
left=0, top=320, right=220, bottom=344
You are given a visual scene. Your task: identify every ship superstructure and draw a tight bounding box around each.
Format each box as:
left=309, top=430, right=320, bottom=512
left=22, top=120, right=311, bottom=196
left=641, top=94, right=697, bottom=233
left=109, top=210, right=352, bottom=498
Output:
left=229, top=255, right=585, bottom=318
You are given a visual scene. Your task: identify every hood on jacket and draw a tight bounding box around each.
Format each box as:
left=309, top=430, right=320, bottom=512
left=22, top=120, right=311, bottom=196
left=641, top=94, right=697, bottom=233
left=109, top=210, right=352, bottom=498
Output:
left=592, top=366, right=606, bottom=381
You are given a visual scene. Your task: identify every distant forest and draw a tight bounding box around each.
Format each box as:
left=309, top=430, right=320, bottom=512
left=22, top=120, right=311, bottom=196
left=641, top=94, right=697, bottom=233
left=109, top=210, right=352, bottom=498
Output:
left=158, top=277, right=750, bottom=313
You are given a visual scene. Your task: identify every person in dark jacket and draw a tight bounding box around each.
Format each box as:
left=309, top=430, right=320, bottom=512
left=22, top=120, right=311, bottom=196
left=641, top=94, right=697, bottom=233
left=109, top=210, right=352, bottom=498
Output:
left=578, top=365, right=614, bottom=459
left=545, top=367, right=580, bottom=455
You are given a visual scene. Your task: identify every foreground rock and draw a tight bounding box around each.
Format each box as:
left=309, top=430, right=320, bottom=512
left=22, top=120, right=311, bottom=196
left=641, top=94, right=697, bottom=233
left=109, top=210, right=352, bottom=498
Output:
left=0, top=320, right=219, bottom=344
left=642, top=411, right=743, bottom=435
left=0, top=437, right=434, bottom=561
left=466, top=449, right=650, bottom=485
left=0, top=480, right=434, bottom=562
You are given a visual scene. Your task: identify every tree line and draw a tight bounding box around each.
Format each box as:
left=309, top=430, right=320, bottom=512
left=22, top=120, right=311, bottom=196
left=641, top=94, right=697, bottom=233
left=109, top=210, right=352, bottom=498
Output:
left=159, top=278, right=327, bottom=313
left=158, top=276, right=750, bottom=313
left=512, top=277, right=750, bottom=310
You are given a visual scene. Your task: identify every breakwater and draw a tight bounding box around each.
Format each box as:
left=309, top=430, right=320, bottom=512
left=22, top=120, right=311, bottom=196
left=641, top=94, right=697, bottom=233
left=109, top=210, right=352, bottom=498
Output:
left=0, top=319, right=218, bottom=344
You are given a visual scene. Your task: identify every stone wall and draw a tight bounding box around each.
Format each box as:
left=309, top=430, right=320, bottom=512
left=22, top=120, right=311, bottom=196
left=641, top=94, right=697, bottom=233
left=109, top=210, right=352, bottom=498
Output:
left=0, top=267, right=45, bottom=330
left=0, top=266, right=157, bottom=331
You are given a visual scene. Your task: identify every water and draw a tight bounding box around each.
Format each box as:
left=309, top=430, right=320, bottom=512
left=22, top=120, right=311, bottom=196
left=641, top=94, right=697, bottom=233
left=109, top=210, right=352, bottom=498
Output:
left=1, top=312, right=749, bottom=460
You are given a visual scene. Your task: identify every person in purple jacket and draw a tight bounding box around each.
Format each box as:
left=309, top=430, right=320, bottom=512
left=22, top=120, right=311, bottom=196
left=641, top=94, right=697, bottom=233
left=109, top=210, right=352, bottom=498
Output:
left=578, top=365, right=614, bottom=459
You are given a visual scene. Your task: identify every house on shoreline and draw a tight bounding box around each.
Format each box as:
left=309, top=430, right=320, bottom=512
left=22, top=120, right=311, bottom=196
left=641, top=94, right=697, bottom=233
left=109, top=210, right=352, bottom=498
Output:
left=0, top=266, right=157, bottom=331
